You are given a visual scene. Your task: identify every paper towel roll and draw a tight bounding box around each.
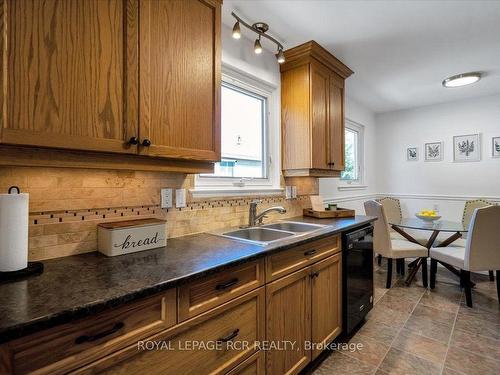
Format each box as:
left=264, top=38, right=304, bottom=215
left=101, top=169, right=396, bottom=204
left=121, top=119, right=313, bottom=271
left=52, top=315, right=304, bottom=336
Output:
left=0, top=188, right=29, bottom=272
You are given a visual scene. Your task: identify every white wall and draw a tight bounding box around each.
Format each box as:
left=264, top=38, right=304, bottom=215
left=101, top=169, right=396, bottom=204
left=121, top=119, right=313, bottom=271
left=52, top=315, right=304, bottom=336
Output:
left=375, top=94, right=500, bottom=221
left=320, top=96, right=378, bottom=212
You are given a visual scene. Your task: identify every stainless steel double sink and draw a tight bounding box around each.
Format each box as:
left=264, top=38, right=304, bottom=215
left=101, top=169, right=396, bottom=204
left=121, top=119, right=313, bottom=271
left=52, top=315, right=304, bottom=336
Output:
left=217, top=221, right=326, bottom=245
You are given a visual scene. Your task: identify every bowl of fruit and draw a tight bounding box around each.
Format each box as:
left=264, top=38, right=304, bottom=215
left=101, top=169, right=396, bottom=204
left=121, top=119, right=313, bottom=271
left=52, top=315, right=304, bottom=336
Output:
left=415, top=210, right=441, bottom=222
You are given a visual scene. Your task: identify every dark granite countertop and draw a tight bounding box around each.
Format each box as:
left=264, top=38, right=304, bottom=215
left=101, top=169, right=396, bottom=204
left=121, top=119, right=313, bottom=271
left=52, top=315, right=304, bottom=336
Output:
left=0, top=215, right=375, bottom=343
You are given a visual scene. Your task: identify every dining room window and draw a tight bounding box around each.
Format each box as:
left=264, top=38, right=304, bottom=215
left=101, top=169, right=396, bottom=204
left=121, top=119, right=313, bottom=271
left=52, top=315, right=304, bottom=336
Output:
left=341, top=120, right=364, bottom=183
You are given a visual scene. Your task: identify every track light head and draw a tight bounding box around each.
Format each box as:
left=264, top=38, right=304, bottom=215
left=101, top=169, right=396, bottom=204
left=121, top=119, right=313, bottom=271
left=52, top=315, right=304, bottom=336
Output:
left=254, top=37, right=263, bottom=54
left=232, top=21, right=241, bottom=39
left=276, top=49, right=285, bottom=63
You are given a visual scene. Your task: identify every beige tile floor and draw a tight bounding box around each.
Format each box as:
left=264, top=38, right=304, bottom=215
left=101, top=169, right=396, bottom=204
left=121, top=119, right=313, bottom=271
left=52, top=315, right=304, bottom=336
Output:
left=311, top=260, right=500, bottom=375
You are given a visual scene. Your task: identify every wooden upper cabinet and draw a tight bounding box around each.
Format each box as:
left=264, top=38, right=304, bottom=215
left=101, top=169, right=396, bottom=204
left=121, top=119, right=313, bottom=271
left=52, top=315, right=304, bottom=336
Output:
left=0, top=0, right=138, bottom=154
left=280, top=41, right=353, bottom=177
left=138, top=0, right=221, bottom=162
left=329, top=73, right=345, bottom=171
left=310, top=62, right=330, bottom=171
left=0, top=0, right=221, bottom=169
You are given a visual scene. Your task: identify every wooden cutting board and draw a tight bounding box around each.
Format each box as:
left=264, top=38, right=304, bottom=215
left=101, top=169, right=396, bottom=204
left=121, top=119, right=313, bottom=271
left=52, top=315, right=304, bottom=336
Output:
left=303, top=207, right=355, bottom=218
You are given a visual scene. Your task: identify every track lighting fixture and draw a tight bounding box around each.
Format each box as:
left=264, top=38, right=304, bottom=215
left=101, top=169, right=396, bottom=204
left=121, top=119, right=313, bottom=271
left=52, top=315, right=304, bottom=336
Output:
left=231, top=12, right=285, bottom=64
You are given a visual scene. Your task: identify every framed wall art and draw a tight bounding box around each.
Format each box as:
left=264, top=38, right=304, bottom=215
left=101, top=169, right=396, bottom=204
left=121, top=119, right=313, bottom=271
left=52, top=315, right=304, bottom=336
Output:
left=453, top=134, right=480, bottom=162
left=407, top=147, right=418, bottom=161
left=424, top=142, right=443, bottom=161
left=492, top=137, right=500, bottom=158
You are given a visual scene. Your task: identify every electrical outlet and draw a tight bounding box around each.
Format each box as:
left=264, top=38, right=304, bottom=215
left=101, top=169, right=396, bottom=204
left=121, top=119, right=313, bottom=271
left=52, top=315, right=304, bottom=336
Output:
left=433, top=204, right=440, bottom=212
left=285, top=186, right=292, bottom=199
left=291, top=186, right=297, bottom=199
left=160, top=188, right=173, bottom=209
left=175, top=189, right=186, bottom=208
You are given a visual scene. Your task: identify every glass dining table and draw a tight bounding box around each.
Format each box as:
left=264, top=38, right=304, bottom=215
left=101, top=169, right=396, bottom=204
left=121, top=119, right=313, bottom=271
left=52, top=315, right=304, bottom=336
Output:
left=388, top=218, right=468, bottom=286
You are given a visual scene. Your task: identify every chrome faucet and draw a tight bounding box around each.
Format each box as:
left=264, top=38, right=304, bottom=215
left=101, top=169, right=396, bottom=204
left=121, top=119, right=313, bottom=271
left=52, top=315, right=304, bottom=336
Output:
left=248, top=200, right=286, bottom=227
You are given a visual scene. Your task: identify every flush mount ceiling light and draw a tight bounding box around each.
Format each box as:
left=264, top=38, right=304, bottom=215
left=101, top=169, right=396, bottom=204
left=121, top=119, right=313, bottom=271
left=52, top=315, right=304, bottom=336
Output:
left=231, top=12, right=285, bottom=64
left=442, top=72, right=482, bottom=88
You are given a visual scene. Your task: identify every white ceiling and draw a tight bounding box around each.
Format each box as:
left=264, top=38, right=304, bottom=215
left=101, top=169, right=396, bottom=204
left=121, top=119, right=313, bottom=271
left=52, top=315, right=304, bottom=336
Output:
left=222, top=0, right=500, bottom=113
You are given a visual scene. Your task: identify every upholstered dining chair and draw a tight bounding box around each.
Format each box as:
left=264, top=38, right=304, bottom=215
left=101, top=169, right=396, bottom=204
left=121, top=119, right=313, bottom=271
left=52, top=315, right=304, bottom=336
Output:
left=376, top=197, right=426, bottom=274
left=430, top=205, right=500, bottom=307
left=364, top=200, right=429, bottom=288
left=376, top=197, right=403, bottom=271
left=457, top=199, right=496, bottom=281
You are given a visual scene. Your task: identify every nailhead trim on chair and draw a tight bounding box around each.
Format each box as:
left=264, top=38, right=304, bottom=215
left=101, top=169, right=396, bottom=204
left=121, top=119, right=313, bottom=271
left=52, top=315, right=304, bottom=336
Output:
left=376, top=197, right=403, bottom=220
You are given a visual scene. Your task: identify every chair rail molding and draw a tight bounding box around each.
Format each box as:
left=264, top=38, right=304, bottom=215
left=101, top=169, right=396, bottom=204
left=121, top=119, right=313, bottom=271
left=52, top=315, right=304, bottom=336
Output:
left=322, top=193, right=500, bottom=204
left=383, top=193, right=500, bottom=203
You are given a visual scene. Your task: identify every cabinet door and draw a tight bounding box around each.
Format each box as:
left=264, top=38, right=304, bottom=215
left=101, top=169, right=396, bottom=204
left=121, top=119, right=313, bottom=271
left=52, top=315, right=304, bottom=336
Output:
left=328, top=73, right=345, bottom=171
left=310, top=62, right=330, bottom=170
left=266, top=268, right=311, bottom=375
left=138, top=0, right=221, bottom=161
left=227, top=351, right=265, bottom=375
left=0, top=0, right=138, bottom=154
left=311, top=253, right=342, bottom=360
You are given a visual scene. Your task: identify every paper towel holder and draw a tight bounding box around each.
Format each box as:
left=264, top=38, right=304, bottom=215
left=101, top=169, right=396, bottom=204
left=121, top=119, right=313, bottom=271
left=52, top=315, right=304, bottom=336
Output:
left=8, top=186, right=20, bottom=194
left=0, top=186, right=44, bottom=283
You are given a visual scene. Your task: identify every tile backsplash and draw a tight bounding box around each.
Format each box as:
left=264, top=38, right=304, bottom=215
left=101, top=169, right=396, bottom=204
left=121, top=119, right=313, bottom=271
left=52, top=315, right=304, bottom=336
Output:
left=0, top=167, right=311, bottom=261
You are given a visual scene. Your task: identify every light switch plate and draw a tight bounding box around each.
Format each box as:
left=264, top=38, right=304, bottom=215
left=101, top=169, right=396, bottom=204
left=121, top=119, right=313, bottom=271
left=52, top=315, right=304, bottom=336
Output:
left=285, top=186, right=292, bottom=199
left=291, top=186, right=297, bottom=199
left=175, top=189, right=186, bottom=208
left=160, top=188, right=173, bottom=209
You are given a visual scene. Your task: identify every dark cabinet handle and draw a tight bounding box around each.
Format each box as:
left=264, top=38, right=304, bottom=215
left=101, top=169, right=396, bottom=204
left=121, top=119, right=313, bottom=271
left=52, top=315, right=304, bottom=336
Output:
left=128, top=137, right=139, bottom=145
left=328, top=162, right=335, bottom=166
left=75, top=322, right=124, bottom=344
left=310, top=272, right=320, bottom=279
left=141, top=139, right=152, bottom=147
left=216, top=278, right=239, bottom=291
left=304, top=249, right=317, bottom=256
left=217, top=329, right=240, bottom=343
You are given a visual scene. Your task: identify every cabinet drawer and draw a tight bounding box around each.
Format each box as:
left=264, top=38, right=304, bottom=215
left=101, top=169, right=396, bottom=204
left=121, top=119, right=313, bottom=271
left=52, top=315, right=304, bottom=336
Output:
left=76, top=288, right=266, bottom=375
left=6, top=289, right=176, bottom=375
left=227, top=350, right=265, bottom=375
left=178, top=259, right=265, bottom=321
left=266, top=235, right=340, bottom=281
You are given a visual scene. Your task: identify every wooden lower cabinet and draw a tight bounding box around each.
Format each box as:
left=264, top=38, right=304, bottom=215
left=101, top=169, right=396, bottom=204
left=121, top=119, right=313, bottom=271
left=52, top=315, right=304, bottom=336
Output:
left=227, top=351, right=265, bottom=375
left=266, top=235, right=340, bottom=282
left=311, top=253, right=342, bottom=360
left=178, top=259, right=265, bottom=321
left=1, top=236, right=343, bottom=375
left=266, top=268, right=312, bottom=375
left=266, top=252, right=343, bottom=374
left=3, top=289, right=177, bottom=375
left=73, top=288, right=265, bottom=375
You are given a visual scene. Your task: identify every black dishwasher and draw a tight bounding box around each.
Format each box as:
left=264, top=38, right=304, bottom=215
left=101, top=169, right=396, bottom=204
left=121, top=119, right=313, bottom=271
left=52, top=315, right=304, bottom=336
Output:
left=342, top=224, right=374, bottom=336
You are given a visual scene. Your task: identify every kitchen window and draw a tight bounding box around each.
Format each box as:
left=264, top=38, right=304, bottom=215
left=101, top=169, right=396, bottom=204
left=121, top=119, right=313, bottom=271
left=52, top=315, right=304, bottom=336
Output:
left=194, top=65, right=281, bottom=197
left=340, top=120, right=364, bottom=185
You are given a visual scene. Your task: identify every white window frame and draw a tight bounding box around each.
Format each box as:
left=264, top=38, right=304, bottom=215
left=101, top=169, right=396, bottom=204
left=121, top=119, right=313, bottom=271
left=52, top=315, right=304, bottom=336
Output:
left=338, top=118, right=366, bottom=189
left=193, top=64, right=281, bottom=198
